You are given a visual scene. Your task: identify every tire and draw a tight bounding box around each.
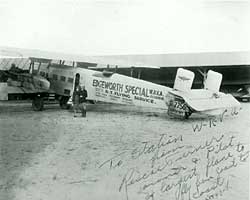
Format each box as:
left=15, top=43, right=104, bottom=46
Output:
left=88, top=100, right=97, bottom=104
left=59, top=96, right=70, bottom=109
left=184, top=111, right=192, bottom=119
left=184, top=106, right=192, bottom=119
left=32, top=96, right=44, bottom=111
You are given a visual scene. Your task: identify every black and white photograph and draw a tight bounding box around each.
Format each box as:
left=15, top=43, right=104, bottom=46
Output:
left=0, top=0, right=249, bottom=200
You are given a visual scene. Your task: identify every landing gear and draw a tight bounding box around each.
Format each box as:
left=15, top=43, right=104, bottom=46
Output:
left=82, top=109, right=86, bottom=117
left=184, top=105, right=193, bottom=119
left=59, top=96, right=70, bottom=109
left=184, top=110, right=192, bottom=119
left=167, top=95, right=193, bottom=119
left=32, top=96, right=44, bottom=111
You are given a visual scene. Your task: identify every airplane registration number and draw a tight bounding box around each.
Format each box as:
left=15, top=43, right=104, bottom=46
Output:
left=172, top=101, right=188, bottom=110
left=167, top=98, right=188, bottom=117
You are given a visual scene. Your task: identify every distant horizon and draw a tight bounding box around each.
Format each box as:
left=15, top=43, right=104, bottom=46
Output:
left=1, top=46, right=250, bottom=67
left=1, top=45, right=250, bottom=57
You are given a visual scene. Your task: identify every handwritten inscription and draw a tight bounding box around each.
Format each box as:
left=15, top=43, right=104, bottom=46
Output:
left=192, top=108, right=241, bottom=132
left=98, top=131, right=249, bottom=200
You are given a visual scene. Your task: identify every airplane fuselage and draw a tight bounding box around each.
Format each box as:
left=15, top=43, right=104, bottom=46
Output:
left=37, top=63, right=172, bottom=110
left=38, top=64, right=241, bottom=118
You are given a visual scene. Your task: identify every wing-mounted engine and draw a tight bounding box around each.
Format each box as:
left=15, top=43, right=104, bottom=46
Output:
left=5, top=63, right=50, bottom=92
left=7, top=73, right=50, bottom=92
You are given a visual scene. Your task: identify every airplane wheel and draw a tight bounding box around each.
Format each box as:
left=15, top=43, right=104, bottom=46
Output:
left=59, top=96, right=70, bottom=109
left=184, top=112, right=191, bottom=119
left=88, top=100, right=97, bottom=104
left=32, top=96, right=44, bottom=111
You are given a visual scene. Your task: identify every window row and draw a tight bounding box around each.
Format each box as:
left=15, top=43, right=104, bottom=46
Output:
left=40, top=71, right=73, bottom=83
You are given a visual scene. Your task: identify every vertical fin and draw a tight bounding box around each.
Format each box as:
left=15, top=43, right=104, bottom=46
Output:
left=204, top=70, right=222, bottom=92
left=173, top=68, right=194, bottom=92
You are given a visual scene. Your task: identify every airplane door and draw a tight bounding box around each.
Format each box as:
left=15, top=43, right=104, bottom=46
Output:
left=74, top=73, right=80, bottom=90
left=80, top=74, right=86, bottom=87
left=73, top=72, right=86, bottom=91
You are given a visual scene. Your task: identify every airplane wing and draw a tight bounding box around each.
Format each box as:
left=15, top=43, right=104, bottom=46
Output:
left=0, top=46, right=160, bottom=69
left=2, top=46, right=250, bottom=70
left=94, top=51, right=250, bottom=67
left=2, top=46, right=250, bottom=67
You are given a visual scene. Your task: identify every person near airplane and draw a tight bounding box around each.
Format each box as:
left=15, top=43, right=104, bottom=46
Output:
left=73, top=85, right=88, bottom=117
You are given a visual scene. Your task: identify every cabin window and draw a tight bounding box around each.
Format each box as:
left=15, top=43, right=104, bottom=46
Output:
left=33, top=62, right=40, bottom=72
left=60, top=76, right=66, bottom=82
left=52, top=74, right=58, bottom=80
left=40, top=71, right=45, bottom=77
left=68, top=77, right=73, bottom=83
left=64, top=89, right=70, bottom=95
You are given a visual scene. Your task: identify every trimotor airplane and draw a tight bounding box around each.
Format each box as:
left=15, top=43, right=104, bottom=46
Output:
left=0, top=48, right=241, bottom=119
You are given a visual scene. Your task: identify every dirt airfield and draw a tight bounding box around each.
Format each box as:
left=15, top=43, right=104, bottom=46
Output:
left=0, top=101, right=249, bottom=200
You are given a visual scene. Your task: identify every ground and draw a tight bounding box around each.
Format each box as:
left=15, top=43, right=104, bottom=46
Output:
left=0, top=101, right=249, bottom=200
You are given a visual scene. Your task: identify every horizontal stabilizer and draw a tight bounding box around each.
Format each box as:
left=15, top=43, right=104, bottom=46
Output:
left=185, top=94, right=240, bottom=112
left=169, top=89, right=240, bottom=112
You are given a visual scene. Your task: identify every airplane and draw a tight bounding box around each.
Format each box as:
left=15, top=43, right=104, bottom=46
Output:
left=0, top=48, right=241, bottom=119
left=67, top=66, right=240, bottom=119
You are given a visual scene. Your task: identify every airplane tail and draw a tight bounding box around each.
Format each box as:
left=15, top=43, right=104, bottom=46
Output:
left=173, top=68, right=194, bottom=92
left=204, top=70, right=222, bottom=92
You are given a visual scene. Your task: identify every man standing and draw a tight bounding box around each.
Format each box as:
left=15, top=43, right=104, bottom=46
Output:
left=73, top=85, right=88, bottom=117
left=80, top=86, right=88, bottom=117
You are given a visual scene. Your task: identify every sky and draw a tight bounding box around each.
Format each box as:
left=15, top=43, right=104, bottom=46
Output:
left=0, top=0, right=250, bottom=55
